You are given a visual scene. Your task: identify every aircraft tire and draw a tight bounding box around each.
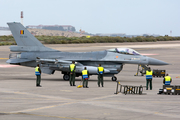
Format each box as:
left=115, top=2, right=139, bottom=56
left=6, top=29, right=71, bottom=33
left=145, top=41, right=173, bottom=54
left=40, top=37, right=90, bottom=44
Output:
left=112, top=76, right=117, bottom=81
left=63, top=74, right=70, bottom=81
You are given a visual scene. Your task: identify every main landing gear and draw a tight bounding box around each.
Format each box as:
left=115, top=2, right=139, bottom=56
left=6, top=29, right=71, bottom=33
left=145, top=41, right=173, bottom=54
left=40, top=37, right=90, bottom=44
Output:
left=63, top=72, right=117, bottom=81
left=63, top=74, right=70, bottom=81
left=112, top=76, right=117, bottom=81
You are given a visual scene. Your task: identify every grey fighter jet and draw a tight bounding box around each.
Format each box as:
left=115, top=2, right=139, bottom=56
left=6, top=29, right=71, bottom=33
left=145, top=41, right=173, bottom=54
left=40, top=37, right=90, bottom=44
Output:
left=6, top=22, right=168, bottom=81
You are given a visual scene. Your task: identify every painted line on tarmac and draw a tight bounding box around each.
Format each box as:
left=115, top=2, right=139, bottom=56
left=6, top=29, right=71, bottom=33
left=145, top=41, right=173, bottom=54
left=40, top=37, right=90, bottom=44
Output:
left=60, top=90, right=73, bottom=92
left=0, top=64, right=19, bottom=68
left=10, top=102, right=76, bottom=113
left=85, top=94, right=118, bottom=101
left=4, top=95, right=116, bottom=113
left=0, top=112, right=89, bottom=120
left=0, top=89, right=74, bottom=101
left=0, top=94, right=117, bottom=119
left=92, top=100, right=180, bottom=104
left=81, top=101, right=180, bottom=119
left=1, top=97, right=62, bottom=101
left=0, top=89, right=118, bottom=113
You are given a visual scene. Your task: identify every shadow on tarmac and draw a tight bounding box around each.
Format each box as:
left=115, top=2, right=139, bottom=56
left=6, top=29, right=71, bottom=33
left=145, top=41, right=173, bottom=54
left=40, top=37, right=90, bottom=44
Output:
left=11, top=77, right=118, bottom=83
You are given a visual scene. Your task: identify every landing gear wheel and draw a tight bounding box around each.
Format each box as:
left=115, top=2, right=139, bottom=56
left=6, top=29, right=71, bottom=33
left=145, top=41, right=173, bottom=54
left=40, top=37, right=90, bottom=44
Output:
left=112, top=76, right=117, bottom=81
left=63, top=74, right=70, bottom=81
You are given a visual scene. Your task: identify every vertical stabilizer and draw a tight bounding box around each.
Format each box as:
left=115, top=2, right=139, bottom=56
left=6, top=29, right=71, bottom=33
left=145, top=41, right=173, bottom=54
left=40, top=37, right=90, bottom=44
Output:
left=7, top=22, right=43, bottom=46
left=7, top=22, right=58, bottom=52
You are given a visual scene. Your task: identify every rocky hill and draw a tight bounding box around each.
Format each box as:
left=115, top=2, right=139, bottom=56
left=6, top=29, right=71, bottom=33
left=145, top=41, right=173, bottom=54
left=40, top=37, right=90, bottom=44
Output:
left=27, top=28, right=86, bottom=37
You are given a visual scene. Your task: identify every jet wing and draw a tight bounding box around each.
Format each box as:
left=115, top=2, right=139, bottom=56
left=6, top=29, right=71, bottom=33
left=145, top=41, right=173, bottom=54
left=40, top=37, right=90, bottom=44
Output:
left=36, top=58, right=112, bottom=75
left=36, top=58, right=71, bottom=64
left=36, top=58, right=83, bottom=66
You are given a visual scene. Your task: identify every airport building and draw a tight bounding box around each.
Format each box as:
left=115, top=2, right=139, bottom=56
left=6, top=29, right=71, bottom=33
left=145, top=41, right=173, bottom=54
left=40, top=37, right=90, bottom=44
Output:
left=26, top=25, right=76, bottom=32
left=0, top=27, right=9, bottom=30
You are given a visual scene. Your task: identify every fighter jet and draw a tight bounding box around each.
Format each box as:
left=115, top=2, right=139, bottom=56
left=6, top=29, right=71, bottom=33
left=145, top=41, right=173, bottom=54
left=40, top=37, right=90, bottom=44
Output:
left=6, top=22, right=169, bottom=81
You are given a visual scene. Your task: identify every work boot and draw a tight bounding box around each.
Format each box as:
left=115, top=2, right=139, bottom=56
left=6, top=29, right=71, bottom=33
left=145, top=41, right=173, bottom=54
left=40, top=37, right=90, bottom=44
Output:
left=86, top=86, right=89, bottom=88
left=73, top=85, right=76, bottom=86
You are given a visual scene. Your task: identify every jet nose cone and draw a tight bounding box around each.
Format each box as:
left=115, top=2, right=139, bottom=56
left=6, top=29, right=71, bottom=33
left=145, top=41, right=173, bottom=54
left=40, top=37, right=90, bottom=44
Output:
left=148, top=57, right=169, bottom=65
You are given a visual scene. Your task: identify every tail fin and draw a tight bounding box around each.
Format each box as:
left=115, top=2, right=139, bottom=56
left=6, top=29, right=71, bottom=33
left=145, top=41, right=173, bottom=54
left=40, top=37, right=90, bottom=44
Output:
left=8, top=22, right=43, bottom=46
left=7, top=22, right=57, bottom=52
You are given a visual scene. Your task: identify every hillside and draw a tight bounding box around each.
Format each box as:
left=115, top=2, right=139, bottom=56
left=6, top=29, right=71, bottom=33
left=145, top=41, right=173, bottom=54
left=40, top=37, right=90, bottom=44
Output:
left=27, top=28, right=86, bottom=37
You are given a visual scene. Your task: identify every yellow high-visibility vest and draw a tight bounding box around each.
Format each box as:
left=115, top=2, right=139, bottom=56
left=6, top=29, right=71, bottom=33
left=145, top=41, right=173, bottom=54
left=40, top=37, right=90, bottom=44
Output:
left=146, top=70, right=153, bottom=75
left=35, top=67, right=40, bottom=75
left=165, top=76, right=171, bottom=81
left=82, top=69, right=88, bottom=79
left=98, top=67, right=104, bottom=72
left=70, top=64, right=75, bottom=72
left=98, top=67, right=104, bottom=74
left=35, top=67, right=39, bottom=72
left=82, top=70, right=88, bottom=75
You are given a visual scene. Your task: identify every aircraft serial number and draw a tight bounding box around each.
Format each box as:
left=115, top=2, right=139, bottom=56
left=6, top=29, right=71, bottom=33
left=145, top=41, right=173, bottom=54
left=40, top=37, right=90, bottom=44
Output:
left=20, top=36, right=27, bottom=38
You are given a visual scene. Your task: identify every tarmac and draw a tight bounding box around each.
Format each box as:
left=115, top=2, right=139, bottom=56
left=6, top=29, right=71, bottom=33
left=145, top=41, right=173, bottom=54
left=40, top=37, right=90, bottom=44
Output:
left=0, top=41, right=180, bottom=120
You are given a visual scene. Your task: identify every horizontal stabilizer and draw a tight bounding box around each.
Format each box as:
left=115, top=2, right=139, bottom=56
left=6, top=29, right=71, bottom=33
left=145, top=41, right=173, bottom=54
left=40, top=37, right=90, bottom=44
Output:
left=6, top=59, right=32, bottom=64
left=10, top=46, right=58, bottom=52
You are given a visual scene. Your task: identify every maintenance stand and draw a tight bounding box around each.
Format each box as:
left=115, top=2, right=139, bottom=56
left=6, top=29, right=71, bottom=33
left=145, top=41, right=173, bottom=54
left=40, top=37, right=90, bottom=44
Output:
left=134, top=65, right=166, bottom=77
left=114, top=81, right=146, bottom=95
left=134, top=65, right=148, bottom=76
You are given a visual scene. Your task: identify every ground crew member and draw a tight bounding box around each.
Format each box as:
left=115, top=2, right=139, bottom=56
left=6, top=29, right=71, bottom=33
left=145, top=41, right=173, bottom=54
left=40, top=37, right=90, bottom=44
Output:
left=69, top=61, right=76, bottom=86
left=146, top=67, right=153, bottom=90
left=97, top=64, right=104, bottom=87
left=163, top=73, right=172, bottom=85
left=35, top=64, right=41, bottom=87
left=82, top=67, right=89, bottom=88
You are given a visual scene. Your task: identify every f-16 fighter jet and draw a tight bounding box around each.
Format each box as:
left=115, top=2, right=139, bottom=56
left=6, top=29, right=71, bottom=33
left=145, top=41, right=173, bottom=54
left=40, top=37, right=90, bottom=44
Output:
left=6, top=22, right=168, bottom=81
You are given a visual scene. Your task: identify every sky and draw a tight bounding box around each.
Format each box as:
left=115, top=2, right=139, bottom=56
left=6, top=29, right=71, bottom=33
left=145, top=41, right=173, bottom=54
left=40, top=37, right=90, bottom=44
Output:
left=0, top=0, right=180, bottom=36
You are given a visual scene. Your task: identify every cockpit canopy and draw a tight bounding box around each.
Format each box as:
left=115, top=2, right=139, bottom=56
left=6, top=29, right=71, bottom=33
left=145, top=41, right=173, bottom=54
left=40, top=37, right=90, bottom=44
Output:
left=107, top=48, right=141, bottom=55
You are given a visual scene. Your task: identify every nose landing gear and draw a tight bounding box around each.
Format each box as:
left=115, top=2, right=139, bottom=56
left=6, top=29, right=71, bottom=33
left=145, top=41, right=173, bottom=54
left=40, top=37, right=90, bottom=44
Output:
left=112, top=76, right=117, bottom=81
